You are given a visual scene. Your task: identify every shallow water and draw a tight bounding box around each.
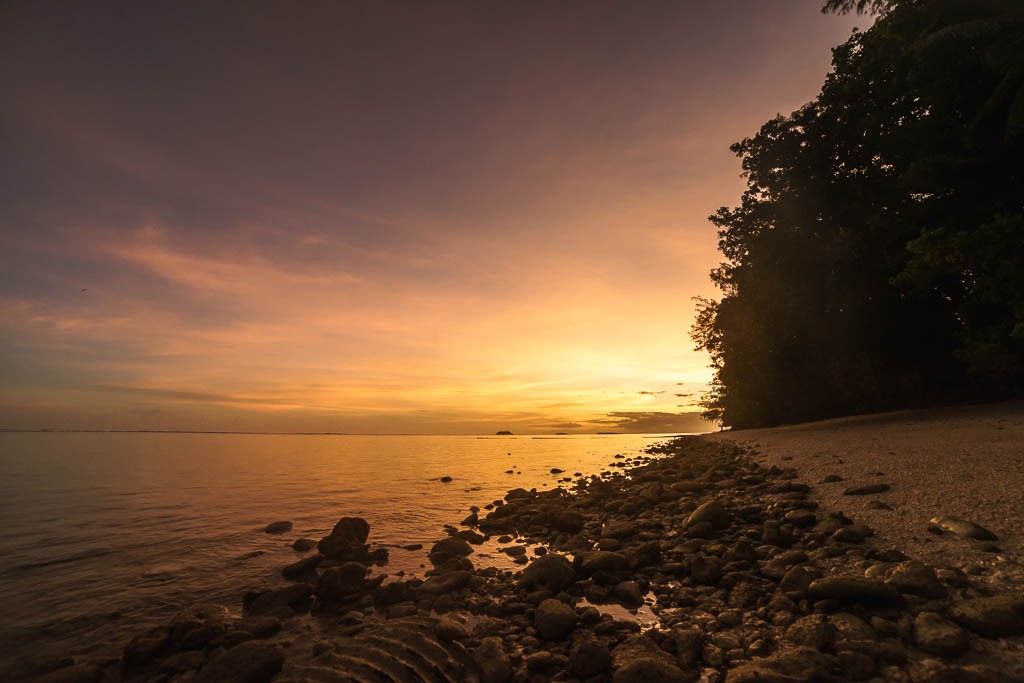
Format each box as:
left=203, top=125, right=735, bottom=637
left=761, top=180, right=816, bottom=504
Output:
left=0, top=432, right=676, bottom=669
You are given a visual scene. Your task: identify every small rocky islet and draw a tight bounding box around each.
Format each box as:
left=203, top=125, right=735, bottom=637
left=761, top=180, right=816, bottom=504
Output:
left=38, top=438, right=1024, bottom=682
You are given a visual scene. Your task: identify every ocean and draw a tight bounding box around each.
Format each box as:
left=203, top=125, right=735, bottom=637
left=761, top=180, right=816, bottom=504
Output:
left=0, top=432, right=679, bottom=672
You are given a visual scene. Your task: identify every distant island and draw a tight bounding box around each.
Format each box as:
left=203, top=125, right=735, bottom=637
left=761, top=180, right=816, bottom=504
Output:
left=495, top=430, right=513, bottom=435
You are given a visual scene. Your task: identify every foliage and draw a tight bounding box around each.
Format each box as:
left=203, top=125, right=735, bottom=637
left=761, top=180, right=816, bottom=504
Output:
left=694, top=0, right=1024, bottom=428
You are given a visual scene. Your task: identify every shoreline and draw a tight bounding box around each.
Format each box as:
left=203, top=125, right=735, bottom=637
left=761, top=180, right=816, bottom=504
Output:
left=21, top=412, right=1024, bottom=682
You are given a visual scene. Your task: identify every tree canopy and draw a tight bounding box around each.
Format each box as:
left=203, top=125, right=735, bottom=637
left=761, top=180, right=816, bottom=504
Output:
left=693, top=0, right=1024, bottom=428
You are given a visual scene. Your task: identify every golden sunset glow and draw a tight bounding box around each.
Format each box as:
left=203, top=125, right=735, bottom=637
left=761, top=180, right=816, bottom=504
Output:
left=0, top=2, right=862, bottom=433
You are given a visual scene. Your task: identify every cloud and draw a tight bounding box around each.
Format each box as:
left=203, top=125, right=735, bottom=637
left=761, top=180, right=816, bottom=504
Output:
left=584, top=411, right=713, bottom=434
left=637, top=390, right=665, bottom=395
left=89, top=384, right=300, bottom=408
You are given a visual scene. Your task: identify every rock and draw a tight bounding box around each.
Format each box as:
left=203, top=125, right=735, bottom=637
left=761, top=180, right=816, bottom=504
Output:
left=549, top=509, right=584, bottom=532
left=690, top=555, right=722, bottom=585
left=314, top=562, right=366, bottom=603
left=884, top=560, right=947, bottom=599
left=418, top=570, right=472, bottom=595
left=291, top=538, right=317, bottom=551
left=525, top=650, right=559, bottom=671
left=784, top=509, right=816, bottom=528
left=831, top=527, right=865, bottom=543
left=570, top=639, right=612, bottom=678
left=264, top=521, right=292, bottom=534
left=169, top=604, right=228, bottom=651
left=913, top=612, right=969, bottom=657
left=820, top=474, right=843, bottom=483
left=663, top=627, right=703, bottom=667
left=474, top=637, right=512, bottom=683
left=843, top=483, right=891, bottom=495
left=724, top=647, right=832, bottom=683
left=282, top=554, right=322, bottom=580
left=948, top=593, right=1024, bottom=638
left=440, top=475, right=453, bottom=482
left=807, top=577, right=906, bottom=607
left=318, top=517, right=371, bottom=559
left=534, top=598, right=576, bottom=640
left=615, top=580, right=644, bottom=606
left=519, top=553, right=576, bottom=592
left=612, top=636, right=689, bottom=683
left=778, top=565, right=818, bottom=595
left=686, top=499, right=731, bottom=530
left=193, top=641, right=284, bottom=683
left=577, top=550, right=629, bottom=575
left=865, top=500, right=893, bottom=510
left=34, top=663, right=105, bottom=683
left=784, top=615, right=836, bottom=651
left=235, top=616, right=281, bottom=639
left=122, top=625, right=171, bottom=672
left=434, top=616, right=470, bottom=641
left=929, top=516, right=998, bottom=541
left=724, top=539, right=759, bottom=563
left=247, top=583, right=313, bottom=615
left=613, top=659, right=690, bottom=683
left=725, top=664, right=803, bottom=683
left=829, top=612, right=875, bottom=642
left=429, top=537, right=474, bottom=564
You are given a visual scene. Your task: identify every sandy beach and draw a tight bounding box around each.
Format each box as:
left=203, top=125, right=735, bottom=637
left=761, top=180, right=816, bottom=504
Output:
left=705, top=400, right=1024, bottom=588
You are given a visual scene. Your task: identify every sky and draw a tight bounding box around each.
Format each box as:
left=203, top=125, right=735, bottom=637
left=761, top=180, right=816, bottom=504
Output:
left=0, top=1, right=866, bottom=434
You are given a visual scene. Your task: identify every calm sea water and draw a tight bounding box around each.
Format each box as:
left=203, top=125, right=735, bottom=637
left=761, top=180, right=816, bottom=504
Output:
left=0, top=432, right=677, bottom=671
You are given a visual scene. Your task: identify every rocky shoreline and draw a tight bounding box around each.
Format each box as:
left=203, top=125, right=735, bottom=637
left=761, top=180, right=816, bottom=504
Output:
left=30, top=437, right=1024, bottom=682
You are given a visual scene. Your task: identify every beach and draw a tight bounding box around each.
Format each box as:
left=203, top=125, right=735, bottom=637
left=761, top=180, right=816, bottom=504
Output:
left=705, top=401, right=1024, bottom=583
left=18, top=404, right=1024, bottom=682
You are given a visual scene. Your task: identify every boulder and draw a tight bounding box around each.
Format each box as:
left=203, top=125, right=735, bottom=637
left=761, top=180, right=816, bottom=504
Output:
left=612, top=636, right=689, bottom=683
left=264, top=521, right=292, bottom=534
left=519, top=554, right=576, bottom=592
left=534, top=598, right=576, bottom=640
left=122, top=625, right=171, bottom=672
left=418, top=570, right=473, bottom=595
left=282, top=554, right=322, bottom=580
left=947, top=594, right=1024, bottom=638
left=169, top=604, right=228, bottom=651
left=576, top=551, right=629, bottom=575
left=314, top=562, right=366, bottom=604
left=570, top=639, right=612, bottom=678
left=884, top=561, right=947, bottom=599
left=318, top=517, right=371, bottom=559
left=613, top=659, right=690, bottom=683
left=929, top=516, right=998, bottom=541
left=686, top=499, right=731, bottom=530
left=429, top=537, right=474, bottom=565
left=473, top=637, right=512, bottom=683
left=913, top=612, right=969, bottom=657
left=193, top=641, right=284, bottom=683
left=34, top=663, right=105, bottom=683
left=807, top=577, right=906, bottom=607
left=246, top=583, right=313, bottom=615
left=549, top=509, right=584, bottom=532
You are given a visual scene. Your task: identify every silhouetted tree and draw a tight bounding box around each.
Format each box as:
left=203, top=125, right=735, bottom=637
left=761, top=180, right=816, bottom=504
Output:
left=694, top=0, right=1024, bottom=428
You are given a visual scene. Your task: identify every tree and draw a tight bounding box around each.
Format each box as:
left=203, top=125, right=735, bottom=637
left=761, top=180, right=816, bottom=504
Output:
left=693, top=0, right=1024, bottom=428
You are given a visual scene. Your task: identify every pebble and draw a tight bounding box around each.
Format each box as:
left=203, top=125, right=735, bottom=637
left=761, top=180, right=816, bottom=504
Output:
left=843, top=483, right=891, bottom=495
left=929, top=515, right=998, bottom=541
